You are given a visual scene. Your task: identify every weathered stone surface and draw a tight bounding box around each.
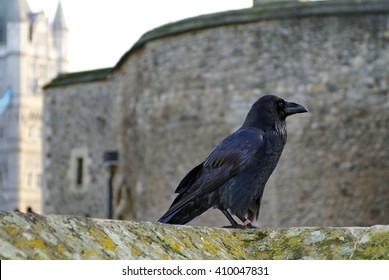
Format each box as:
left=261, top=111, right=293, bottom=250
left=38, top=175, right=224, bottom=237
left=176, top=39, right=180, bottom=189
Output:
left=43, top=80, right=118, bottom=218
left=0, top=212, right=388, bottom=260
left=115, top=3, right=389, bottom=227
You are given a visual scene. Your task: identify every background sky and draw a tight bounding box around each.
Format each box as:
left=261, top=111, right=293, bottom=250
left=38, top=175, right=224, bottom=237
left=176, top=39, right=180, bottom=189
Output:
left=27, top=0, right=252, bottom=73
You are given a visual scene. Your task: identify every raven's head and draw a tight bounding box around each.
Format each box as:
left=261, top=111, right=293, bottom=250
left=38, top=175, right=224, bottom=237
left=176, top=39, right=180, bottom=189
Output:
left=244, top=95, right=308, bottom=127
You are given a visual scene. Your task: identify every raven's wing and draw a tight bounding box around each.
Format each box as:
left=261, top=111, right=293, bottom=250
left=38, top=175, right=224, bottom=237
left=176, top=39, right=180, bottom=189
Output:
left=159, top=128, right=265, bottom=221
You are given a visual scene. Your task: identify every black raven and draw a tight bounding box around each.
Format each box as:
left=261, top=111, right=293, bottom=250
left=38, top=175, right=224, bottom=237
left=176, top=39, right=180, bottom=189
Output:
left=158, top=95, right=307, bottom=228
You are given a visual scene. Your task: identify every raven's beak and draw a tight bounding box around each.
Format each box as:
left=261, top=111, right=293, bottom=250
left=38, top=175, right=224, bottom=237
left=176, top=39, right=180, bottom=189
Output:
left=284, top=101, right=308, bottom=116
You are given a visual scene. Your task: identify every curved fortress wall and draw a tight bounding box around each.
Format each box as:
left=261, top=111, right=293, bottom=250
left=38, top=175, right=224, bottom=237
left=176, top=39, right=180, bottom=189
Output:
left=44, top=1, right=389, bottom=227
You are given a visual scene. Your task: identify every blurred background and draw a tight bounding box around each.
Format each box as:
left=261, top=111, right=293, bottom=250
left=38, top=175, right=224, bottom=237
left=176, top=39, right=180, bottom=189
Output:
left=0, top=0, right=388, bottom=228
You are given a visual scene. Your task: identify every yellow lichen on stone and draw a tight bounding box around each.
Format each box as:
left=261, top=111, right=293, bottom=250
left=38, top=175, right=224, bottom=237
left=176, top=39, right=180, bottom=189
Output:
left=163, top=235, right=183, bottom=253
left=4, top=224, right=19, bottom=234
left=89, top=228, right=117, bottom=251
left=181, top=236, right=193, bottom=248
left=161, top=254, right=170, bottom=260
left=352, top=229, right=389, bottom=260
left=0, top=213, right=388, bottom=260
left=130, top=246, right=142, bottom=256
left=30, top=238, right=45, bottom=249
left=82, top=249, right=99, bottom=258
left=56, top=245, right=65, bottom=253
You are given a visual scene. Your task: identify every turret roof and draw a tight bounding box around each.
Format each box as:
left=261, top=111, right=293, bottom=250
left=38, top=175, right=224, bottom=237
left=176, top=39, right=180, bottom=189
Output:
left=53, top=1, right=68, bottom=31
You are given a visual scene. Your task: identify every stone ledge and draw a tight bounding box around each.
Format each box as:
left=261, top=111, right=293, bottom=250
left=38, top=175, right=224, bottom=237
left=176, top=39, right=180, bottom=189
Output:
left=0, top=212, right=387, bottom=260
left=43, top=67, right=113, bottom=89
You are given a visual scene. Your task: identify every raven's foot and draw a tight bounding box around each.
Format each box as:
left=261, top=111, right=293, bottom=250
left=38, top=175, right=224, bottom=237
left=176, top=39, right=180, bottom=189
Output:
left=242, top=219, right=258, bottom=229
left=244, top=223, right=258, bottom=229
left=220, top=209, right=258, bottom=229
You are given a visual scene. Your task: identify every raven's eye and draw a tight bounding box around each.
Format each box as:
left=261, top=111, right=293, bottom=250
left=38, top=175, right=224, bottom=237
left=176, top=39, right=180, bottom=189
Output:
left=277, top=100, right=285, bottom=108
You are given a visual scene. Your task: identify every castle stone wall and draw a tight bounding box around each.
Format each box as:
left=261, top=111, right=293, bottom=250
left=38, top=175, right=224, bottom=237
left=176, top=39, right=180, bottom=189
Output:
left=44, top=79, right=118, bottom=218
left=117, top=6, right=389, bottom=227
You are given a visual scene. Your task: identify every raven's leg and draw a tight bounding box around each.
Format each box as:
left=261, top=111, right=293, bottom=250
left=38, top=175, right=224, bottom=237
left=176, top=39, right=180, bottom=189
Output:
left=236, top=214, right=257, bottom=228
left=220, top=209, right=242, bottom=228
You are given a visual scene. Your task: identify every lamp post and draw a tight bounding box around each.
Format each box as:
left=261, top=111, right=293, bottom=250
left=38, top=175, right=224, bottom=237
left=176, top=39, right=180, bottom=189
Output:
left=103, top=151, right=119, bottom=219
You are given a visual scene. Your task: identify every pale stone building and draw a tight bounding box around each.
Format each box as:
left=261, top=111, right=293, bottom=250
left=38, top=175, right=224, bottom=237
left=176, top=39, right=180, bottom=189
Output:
left=0, top=0, right=68, bottom=212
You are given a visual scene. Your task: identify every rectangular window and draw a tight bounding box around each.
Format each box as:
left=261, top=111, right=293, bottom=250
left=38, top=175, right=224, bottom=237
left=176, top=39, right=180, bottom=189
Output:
left=76, top=157, right=83, bottom=186
left=69, top=148, right=89, bottom=191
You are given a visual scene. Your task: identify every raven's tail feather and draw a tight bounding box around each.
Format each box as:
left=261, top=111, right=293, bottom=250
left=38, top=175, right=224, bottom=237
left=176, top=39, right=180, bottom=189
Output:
left=158, top=199, right=210, bottom=225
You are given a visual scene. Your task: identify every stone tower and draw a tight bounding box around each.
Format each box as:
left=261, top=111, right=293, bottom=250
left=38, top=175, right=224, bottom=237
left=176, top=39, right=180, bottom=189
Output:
left=0, top=0, right=68, bottom=212
left=53, top=1, right=68, bottom=74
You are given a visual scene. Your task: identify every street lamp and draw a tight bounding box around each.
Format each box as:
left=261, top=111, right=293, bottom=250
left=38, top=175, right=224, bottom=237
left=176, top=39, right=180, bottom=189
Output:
left=103, top=151, right=119, bottom=219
